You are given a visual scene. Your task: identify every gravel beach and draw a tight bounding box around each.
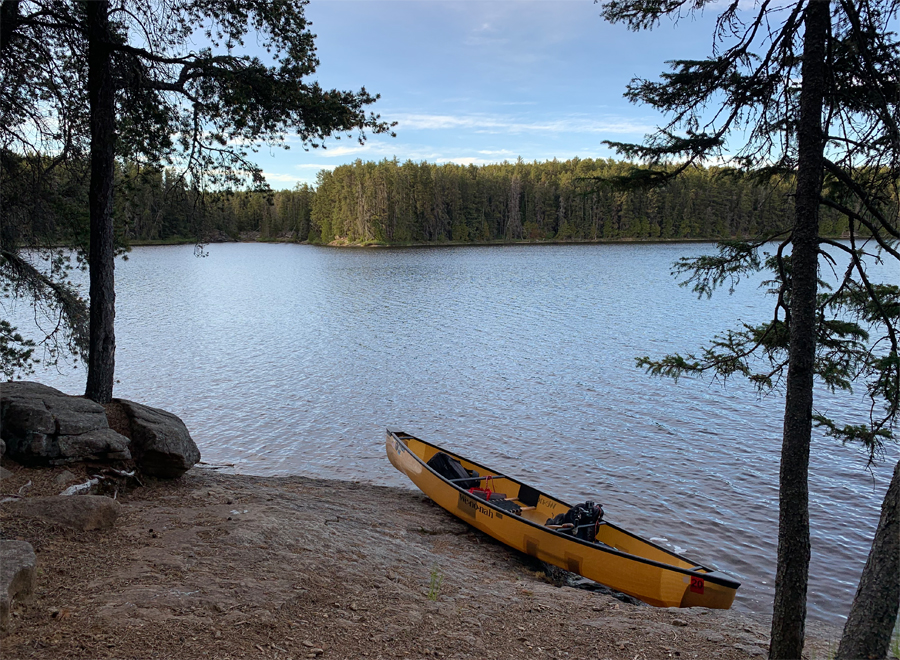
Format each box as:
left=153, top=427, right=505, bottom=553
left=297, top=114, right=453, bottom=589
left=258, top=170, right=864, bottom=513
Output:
left=0, top=463, right=842, bottom=660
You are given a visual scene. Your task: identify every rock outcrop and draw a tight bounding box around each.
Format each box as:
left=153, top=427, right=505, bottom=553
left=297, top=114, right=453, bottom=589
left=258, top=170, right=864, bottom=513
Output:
left=0, top=540, right=36, bottom=636
left=1, top=382, right=199, bottom=479
left=2, top=495, right=120, bottom=531
left=0, top=382, right=131, bottom=465
left=112, top=399, right=200, bottom=478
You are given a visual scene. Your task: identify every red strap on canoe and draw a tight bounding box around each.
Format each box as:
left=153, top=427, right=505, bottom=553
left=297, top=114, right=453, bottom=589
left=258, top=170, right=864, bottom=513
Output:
left=468, top=487, right=493, bottom=500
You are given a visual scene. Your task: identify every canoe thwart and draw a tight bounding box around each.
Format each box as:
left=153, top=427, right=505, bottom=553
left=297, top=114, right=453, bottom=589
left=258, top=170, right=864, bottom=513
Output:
left=447, top=474, right=507, bottom=482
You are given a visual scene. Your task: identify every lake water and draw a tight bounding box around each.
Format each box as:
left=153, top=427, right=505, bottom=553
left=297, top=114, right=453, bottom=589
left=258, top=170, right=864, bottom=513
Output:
left=7, top=242, right=898, bottom=626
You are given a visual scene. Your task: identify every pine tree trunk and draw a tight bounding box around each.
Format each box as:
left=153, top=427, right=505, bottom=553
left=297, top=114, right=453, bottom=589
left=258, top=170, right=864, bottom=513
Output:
left=835, top=460, right=900, bottom=660
left=768, top=1, right=830, bottom=658
left=0, top=0, right=19, bottom=52
left=84, top=0, right=116, bottom=404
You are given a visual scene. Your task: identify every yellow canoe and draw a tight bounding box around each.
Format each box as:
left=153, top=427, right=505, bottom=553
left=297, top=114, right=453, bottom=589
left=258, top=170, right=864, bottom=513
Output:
left=386, top=430, right=740, bottom=609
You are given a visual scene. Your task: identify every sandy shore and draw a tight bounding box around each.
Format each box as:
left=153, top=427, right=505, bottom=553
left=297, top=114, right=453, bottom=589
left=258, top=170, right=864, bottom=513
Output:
left=0, top=462, right=842, bottom=660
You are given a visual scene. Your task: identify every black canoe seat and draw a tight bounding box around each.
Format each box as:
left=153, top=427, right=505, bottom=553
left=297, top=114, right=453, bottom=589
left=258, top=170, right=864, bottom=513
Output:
left=427, top=452, right=481, bottom=489
left=468, top=490, right=523, bottom=515
left=517, top=484, right=541, bottom=507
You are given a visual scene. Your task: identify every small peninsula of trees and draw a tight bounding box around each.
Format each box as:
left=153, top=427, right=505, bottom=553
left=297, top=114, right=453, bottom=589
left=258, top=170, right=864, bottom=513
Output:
left=311, top=158, right=855, bottom=245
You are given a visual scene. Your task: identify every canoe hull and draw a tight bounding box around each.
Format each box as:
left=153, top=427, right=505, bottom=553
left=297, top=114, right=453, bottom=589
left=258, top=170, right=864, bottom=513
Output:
left=387, top=430, right=738, bottom=609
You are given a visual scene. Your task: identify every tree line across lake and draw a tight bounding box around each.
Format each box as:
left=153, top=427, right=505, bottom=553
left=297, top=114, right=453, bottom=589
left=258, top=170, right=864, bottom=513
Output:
left=4, top=155, right=855, bottom=249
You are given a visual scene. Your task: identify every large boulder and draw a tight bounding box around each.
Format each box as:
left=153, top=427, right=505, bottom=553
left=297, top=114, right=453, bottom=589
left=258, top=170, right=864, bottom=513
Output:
left=113, top=399, right=200, bottom=478
left=2, top=495, right=120, bottom=531
left=0, top=382, right=131, bottom=465
left=0, top=540, right=36, bottom=636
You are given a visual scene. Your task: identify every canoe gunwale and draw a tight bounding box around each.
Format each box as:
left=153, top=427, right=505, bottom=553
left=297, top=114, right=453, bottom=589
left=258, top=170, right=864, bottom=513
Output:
left=387, top=429, right=740, bottom=592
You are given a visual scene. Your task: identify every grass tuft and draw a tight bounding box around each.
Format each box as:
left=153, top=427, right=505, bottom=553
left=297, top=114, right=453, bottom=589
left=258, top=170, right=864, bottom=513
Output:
left=427, top=564, right=443, bottom=601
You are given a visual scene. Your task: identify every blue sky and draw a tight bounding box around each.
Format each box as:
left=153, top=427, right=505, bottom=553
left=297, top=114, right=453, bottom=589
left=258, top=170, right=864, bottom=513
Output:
left=257, top=1, right=725, bottom=188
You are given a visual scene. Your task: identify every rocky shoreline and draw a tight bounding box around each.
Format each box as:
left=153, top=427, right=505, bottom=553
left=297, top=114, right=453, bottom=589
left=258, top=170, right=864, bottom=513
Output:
left=0, top=462, right=844, bottom=660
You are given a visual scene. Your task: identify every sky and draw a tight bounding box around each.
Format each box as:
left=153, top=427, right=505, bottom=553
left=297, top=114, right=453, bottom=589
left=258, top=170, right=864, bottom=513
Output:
left=254, top=0, right=727, bottom=188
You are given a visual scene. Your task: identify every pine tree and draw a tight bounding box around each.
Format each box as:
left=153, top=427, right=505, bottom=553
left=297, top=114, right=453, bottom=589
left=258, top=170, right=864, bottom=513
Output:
left=598, top=0, right=900, bottom=656
left=1, top=0, right=393, bottom=401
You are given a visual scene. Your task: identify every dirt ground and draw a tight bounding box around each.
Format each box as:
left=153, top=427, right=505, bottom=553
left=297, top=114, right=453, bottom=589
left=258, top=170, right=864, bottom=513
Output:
left=0, top=462, right=843, bottom=660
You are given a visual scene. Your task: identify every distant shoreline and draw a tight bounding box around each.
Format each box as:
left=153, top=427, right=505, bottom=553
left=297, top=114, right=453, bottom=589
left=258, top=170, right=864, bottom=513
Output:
left=124, top=234, right=847, bottom=249
left=29, top=232, right=851, bottom=250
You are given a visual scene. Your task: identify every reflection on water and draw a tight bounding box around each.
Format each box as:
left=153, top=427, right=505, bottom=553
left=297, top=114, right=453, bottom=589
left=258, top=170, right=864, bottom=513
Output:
left=9, top=242, right=898, bottom=625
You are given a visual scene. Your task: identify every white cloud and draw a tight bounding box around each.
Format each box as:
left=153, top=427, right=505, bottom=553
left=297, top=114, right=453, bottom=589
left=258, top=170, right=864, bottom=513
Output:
left=391, top=112, right=654, bottom=135
left=262, top=171, right=306, bottom=184
left=313, top=142, right=392, bottom=158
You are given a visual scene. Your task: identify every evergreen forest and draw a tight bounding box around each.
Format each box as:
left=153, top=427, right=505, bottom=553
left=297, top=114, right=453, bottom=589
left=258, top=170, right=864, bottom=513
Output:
left=4, top=153, right=855, bottom=249
left=311, top=158, right=849, bottom=244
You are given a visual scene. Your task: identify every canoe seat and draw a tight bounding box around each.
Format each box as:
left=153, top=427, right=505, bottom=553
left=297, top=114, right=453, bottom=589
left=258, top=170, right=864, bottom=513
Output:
left=468, top=490, right=523, bottom=515
left=492, top=499, right=523, bottom=515
left=426, top=452, right=480, bottom=489
left=517, top=484, right=541, bottom=507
